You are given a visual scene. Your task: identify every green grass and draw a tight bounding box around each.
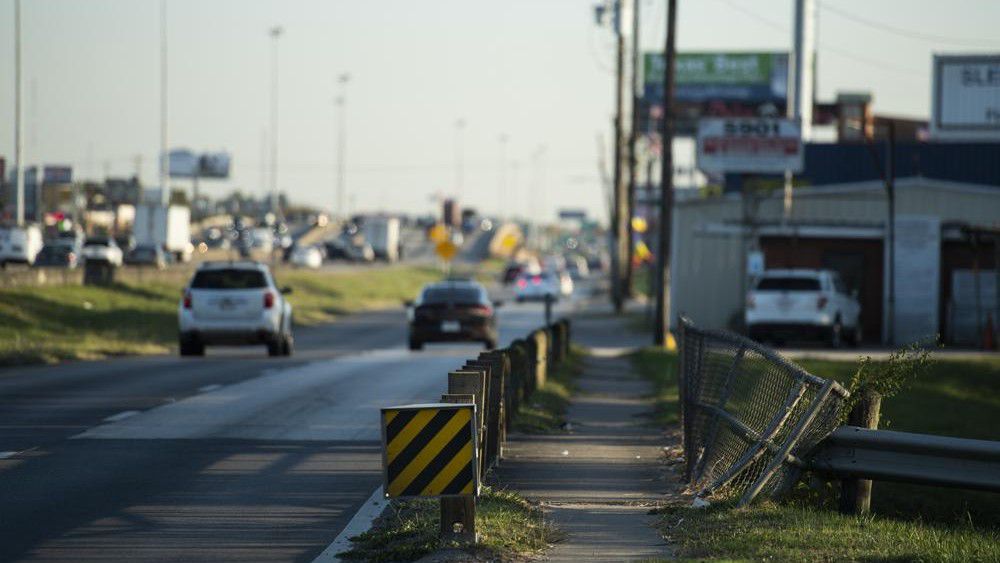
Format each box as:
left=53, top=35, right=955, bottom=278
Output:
left=339, top=487, right=556, bottom=562
left=631, top=347, right=679, bottom=426
left=511, top=347, right=583, bottom=434
left=0, top=265, right=442, bottom=366
left=635, top=348, right=1000, bottom=560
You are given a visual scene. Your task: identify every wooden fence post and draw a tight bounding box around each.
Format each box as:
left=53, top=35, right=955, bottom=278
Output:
left=840, top=390, right=882, bottom=515
left=439, top=394, right=477, bottom=544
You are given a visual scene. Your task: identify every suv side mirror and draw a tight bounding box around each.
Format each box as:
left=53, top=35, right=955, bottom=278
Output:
left=403, top=299, right=414, bottom=308
left=280, top=286, right=293, bottom=295
left=492, top=300, right=504, bottom=308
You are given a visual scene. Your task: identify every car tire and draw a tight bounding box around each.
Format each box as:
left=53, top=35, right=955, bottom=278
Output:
left=267, top=337, right=284, bottom=357
left=849, top=323, right=863, bottom=348
left=282, top=333, right=294, bottom=356
left=829, top=318, right=843, bottom=349
left=179, top=336, right=204, bottom=357
left=484, top=339, right=497, bottom=350
left=408, top=339, right=423, bottom=351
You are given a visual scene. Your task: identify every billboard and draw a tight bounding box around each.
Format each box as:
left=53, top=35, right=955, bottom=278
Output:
left=696, top=118, right=803, bottom=174
left=166, top=149, right=231, bottom=179
left=931, top=54, right=1000, bottom=141
left=644, top=52, right=788, bottom=103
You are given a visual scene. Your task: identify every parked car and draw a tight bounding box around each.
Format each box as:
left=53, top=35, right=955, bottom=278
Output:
left=33, top=242, right=80, bottom=269
left=324, top=238, right=375, bottom=262
left=0, top=224, right=43, bottom=267
left=177, top=261, right=294, bottom=357
left=81, top=236, right=124, bottom=267
left=407, top=280, right=500, bottom=350
left=290, top=244, right=323, bottom=269
left=124, top=244, right=168, bottom=269
left=514, top=271, right=560, bottom=302
left=745, top=269, right=862, bottom=347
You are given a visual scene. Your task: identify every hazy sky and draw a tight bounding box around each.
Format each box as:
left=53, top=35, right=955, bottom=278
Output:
left=1, top=0, right=998, bottom=221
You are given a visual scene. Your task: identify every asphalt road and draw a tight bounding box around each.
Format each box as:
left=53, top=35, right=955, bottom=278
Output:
left=0, top=284, right=575, bottom=562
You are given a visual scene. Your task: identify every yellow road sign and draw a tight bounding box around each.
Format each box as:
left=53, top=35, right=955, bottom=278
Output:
left=435, top=240, right=458, bottom=261
left=381, top=404, right=479, bottom=498
left=428, top=224, right=449, bottom=243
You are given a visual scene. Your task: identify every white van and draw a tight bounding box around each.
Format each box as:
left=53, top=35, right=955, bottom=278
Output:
left=0, top=224, right=44, bottom=267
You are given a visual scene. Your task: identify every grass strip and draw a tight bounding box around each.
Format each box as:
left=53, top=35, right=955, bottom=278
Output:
left=511, top=347, right=583, bottom=434
left=634, top=346, right=1000, bottom=560
left=0, top=265, right=442, bottom=366
left=338, top=486, right=555, bottom=562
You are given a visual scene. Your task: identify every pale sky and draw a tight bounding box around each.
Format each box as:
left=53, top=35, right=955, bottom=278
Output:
left=1, top=0, right=998, bottom=221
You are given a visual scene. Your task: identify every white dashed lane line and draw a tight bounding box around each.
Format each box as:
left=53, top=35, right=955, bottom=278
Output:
left=0, top=451, right=19, bottom=460
left=198, top=384, right=223, bottom=393
left=103, top=410, right=141, bottom=423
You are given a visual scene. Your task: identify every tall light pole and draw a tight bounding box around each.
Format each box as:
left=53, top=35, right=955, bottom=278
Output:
left=14, top=0, right=25, bottom=226
left=454, top=118, right=466, bottom=202
left=159, top=0, right=169, bottom=207
left=335, top=73, right=350, bottom=220
left=269, top=26, right=283, bottom=219
left=498, top=134, right=508, bottom=220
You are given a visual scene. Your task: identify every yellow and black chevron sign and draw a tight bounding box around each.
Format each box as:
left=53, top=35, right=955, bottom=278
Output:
left=381, top=404, right=479, bottom=498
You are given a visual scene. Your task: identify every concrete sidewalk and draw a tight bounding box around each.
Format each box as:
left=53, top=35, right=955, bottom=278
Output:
left=497, top=311, right=679, bottom=562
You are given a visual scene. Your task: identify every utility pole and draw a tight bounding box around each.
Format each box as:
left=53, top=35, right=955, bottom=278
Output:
left=611, top=0, right=628, bottom=313
left=625, top=0, right=641, bottom=299
left=886, top=121, right=896, bottom=345
left=269, top=26, right=283, bottom=220
left=455, top=118, right=466, bottom=203
left=336, top=73, right=350, bottom=219
left=159, top=0, right=169, bottom=207
left=14, top=0, right=25, bottom=226
left=654, top=0, right=677, bottom=347
left=784, top=0, right=816, bottom=220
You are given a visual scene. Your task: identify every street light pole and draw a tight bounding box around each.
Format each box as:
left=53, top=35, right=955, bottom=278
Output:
left=455, top=118, right=466, bottom=203
left=653, top=0, right=677, bottom=347
left=336, top=73, right=350, bottom=220
left=269, top=26, right=283, bottom=219
left=498, top=134, right=508, bottom=220
left=14, top=0, right=25, bottom=226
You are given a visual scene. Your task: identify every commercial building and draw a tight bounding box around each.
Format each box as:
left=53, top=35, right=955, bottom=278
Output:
left=670, top=177, right=999, bottom=345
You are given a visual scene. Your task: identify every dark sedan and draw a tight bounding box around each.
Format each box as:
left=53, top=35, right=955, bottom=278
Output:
left=407, top=280, right=500, bottom=350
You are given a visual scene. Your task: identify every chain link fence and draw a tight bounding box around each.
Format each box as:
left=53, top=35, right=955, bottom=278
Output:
left=678, top=318, right=849, bottom=506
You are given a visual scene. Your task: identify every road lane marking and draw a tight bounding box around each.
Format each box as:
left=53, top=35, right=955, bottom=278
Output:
left=103, top=410, right=140, bottom=423
left=0, top=451, right=18, bottom=460
left=198, top=384, right=223, bottom=393
left=312, top=486, right=385, bottom=563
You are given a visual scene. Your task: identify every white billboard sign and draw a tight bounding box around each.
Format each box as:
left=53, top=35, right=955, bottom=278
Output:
left=696, top=118, right=803, bottom=174
left=931, top=54, right=1000, bottom=141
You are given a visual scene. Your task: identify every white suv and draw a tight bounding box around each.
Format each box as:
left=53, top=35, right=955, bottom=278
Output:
left=178, top=261, right=294, bottom=357
left=746, top=269, right=862, bottom=347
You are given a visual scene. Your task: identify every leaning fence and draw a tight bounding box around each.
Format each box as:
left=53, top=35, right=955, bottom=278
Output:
left=679, top=317, right=1000, bottom=511
left=678, top=317, right=848, bottom=506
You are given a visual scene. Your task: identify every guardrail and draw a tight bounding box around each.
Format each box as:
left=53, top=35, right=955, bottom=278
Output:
left=379, top=318, right=571, bottom=543
left=679, top=317, right=1000, bottom=514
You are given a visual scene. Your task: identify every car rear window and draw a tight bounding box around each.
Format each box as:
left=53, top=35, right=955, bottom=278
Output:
left=422, top=287, right=482, bottom=304
left=757, top=277, right=821, bottom=291
left=191, top=269, right=267, bottom=289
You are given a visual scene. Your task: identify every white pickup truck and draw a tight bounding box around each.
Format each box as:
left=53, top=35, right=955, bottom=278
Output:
left=745, top=269, right=862, bottom=347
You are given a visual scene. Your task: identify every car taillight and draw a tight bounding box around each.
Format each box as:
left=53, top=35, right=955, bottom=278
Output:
left=746, top=295, right=755, bottom=309
left=264, top=291, right=275, bottom=309
left=183, top=292, right=192, bottom=309
left=517, top=279, right=527, bottom=289
left=473, top=305, right=493, bottom=317
left=817, top=296, right=828, bottom=310
left=531, top=276, right=541, bottom=285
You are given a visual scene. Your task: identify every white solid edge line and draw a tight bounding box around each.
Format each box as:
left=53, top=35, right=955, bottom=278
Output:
left=312, top=486, right=386, bottom=563
left=0, top=451, right=18, bottom=460
left=198, top=384, right=223, bottom=393
left=103, top=410, right=141, bottom=423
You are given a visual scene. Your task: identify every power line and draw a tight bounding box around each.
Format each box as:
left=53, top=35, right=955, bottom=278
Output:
left=714, top=0, right=923, bottom=77
left=819, top=1, right=998, bottom=48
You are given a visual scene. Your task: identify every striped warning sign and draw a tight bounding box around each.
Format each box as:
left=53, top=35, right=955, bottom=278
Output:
left=381, top=404, right=479, bottom=498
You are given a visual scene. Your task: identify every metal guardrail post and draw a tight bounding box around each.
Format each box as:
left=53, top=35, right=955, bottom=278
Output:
left=449, top=370, right=486, bottom=477
left=439, top=394, right=477, bottom=544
